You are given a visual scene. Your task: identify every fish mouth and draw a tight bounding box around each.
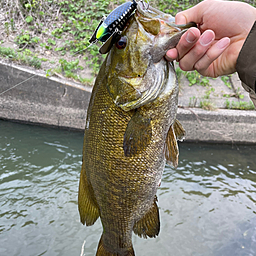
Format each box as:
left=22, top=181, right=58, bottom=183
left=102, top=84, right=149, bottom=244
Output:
left=137, top=2, right=197, bottom=32
left=136, top=2, right=197, bottom=63
left=137, top=1, right=175, bottom=23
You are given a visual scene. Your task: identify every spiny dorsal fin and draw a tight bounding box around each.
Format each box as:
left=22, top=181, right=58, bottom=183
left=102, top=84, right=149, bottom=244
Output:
left=123, top=111, right=152, bottom=157
left=133, top=196, right=160, bottom=238
left=78, top=161, right=100, bottom=226
left=173, top=119, right=186, bottom=141
left=165, top=125, right=179, bottom=168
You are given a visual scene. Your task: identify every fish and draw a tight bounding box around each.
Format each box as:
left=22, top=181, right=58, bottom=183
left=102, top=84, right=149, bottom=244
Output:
left=78, top=2, right=196, bottom=256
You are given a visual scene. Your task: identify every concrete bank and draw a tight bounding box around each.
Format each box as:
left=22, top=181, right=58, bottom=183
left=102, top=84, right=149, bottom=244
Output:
left=0, top=60, right=256, bottom=144
left=0, top=60, right=92, bottom=130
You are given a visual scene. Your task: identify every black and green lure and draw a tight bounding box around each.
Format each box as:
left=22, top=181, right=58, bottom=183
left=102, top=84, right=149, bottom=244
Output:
left=89, top=0, right=140, bottom=54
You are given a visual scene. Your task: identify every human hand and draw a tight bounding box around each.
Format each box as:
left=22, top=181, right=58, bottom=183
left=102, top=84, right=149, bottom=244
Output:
left=166, top=0, right=256, bottom=77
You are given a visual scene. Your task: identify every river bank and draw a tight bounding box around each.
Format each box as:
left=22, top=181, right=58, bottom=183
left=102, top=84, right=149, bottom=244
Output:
left=0, top=60, right=255, bottom=144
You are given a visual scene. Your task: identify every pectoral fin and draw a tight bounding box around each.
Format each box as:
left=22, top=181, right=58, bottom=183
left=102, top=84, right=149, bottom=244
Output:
left=165, top=125, right=179, bottom=168
left=133, top=196, right=160, bottom=238
left=78, top=161, right=100, bottom=226
left=123, top=111, right=152, bottom=157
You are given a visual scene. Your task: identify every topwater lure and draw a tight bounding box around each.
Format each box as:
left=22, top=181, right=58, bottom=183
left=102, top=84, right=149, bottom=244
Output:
left=89, top=1, right=147, bottom=54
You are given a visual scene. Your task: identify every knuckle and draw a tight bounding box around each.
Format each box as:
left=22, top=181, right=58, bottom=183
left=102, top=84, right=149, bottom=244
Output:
left=192, top=46, right=205, bottom=58
left=179, top=61, right=193, bottom=72
left=194, top=62, right=204, bottom=72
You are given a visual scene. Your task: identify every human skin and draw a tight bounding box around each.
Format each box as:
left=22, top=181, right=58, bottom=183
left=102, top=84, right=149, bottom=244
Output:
left=166, top=0, right=256, bottom=78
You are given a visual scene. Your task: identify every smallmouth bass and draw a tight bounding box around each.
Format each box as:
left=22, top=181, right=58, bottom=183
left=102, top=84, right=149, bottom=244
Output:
left=78, top=2, right=195, bottom=255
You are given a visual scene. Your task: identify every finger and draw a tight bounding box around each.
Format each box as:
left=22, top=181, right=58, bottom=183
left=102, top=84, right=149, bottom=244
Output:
left=165, top=27, right=200, bottom=62
left=175, top=12, right=187, bottom=25
left=174, top=27, right=200, bottom=60
left=175, top=3, right=204, bottom=25
left=178, top=30, right=215, bottom=71
left=194, top=37, right=231, bottom=77
left=165, top=48, right=178, bottom=62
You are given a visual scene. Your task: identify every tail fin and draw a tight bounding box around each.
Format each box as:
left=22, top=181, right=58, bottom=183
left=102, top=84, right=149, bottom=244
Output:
left=96, top=235, right=135, bottom=256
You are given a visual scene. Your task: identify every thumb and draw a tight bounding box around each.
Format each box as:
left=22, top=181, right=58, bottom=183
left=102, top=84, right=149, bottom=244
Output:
left=175, top=4, right=204, bottom=25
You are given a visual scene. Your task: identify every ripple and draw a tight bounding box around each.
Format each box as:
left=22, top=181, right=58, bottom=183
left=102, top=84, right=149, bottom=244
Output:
left=1, top=121, right=256, bottom=255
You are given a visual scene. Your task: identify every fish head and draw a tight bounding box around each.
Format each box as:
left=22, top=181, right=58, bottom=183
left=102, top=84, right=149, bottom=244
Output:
left=105, top=2, right=196, bottom=111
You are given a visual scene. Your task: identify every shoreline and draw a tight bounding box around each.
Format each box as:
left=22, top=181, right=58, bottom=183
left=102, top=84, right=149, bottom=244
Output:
left=1, top=60, right=256, bottom=144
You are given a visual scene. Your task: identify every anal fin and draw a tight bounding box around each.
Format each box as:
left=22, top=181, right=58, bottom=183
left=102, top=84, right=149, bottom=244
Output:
left=133, top=197, right=160, bottom=239
left=78, top=161, right=100, bottom=226
left=165, top=125, right=179, bottom=168
left=123, top=111, right=152, bottom=157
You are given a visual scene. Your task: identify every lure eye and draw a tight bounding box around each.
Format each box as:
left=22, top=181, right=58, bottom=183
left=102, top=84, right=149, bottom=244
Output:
left=115, top=36, right=127, bottom=50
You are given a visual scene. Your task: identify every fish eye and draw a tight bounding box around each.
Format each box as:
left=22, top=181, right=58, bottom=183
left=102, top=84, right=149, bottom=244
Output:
left=115, top=36, right=127, bottom=50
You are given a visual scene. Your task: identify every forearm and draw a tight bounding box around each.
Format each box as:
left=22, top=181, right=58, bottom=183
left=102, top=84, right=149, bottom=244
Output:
left=236, top=21, right=256, bottom=107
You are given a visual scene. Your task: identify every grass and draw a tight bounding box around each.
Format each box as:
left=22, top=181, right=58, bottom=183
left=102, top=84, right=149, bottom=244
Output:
left=200, top=100, right=216, bottom=111
left=1, top=0, right=113, bottom=78
left=0, top=46, right=41, bottom=69
left=225, top=100, right=255, bottom=110
left=189, top=96, right=197, bottom=107
left=184, top=70, right=210, bottom=87
left=1, top=0, right=202, bottom=78
left=1, top=0, right=256, bottom=85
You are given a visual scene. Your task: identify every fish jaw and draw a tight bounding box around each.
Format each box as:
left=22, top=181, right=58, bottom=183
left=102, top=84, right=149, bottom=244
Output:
left=150, top=21, right=196, bottom=63
left=136, top=2, right=197, bottom=63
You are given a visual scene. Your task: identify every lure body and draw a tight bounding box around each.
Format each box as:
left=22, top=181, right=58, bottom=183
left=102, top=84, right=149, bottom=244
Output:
left=89, top=0, right=138, bottom=54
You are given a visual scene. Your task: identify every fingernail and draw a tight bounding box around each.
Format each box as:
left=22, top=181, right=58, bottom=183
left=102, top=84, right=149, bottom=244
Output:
left=217, top=37, right=230, bottom=49
left=200, top=32, right=214, bottom=46
left=186, top=30, right=197, bottom=43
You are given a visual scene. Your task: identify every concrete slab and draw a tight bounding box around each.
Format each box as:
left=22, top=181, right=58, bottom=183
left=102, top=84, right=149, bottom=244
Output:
left=0, top=60, right=255, bottom=144
left=0, top=60, right=92, bottom=130
left=177, top=107, right=256, bottom=144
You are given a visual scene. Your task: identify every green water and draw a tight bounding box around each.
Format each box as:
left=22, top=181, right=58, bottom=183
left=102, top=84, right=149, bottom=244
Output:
left=0, top=120, right=256, bottom=256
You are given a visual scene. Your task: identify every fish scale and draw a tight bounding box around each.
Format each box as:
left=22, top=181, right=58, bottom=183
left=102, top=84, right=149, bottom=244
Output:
left=78, top=2, right=195, bottom=256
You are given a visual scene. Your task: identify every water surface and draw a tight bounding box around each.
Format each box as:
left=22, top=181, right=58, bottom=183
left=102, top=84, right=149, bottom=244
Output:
left=0, top=120, right=256, bottom=256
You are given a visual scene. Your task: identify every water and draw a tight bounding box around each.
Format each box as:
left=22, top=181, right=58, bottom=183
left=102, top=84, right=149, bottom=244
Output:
left=0, top=120, right=256, bottom=256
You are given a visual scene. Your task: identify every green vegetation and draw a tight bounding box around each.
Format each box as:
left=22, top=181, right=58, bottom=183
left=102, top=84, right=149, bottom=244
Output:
left=0, top=46, right=41, bottom=68
left=189, top=96, right=197, bottom=107
left=204, top=87, right=215, bottom=99
left=1, top=0, right=202, bottom=80
left=1, top=0, right=256, bottom=86
left=225, top=99, right=255, bottom=110
left=152, top=0, right=200, bottom=14
left=15, top=30, right=40, bottom=48
left=200, top=100, right=216, bottom=111
left=183, top=70, right=210, bottom=87
left=46, top=58, right=94, bottom=85
left=1, top=0, right=114, bottom=79
left=221, top=75, right=232, bottom=89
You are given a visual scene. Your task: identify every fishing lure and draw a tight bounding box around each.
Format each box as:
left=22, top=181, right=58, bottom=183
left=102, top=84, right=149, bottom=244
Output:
left=89, top=0, right=146, bottom=54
